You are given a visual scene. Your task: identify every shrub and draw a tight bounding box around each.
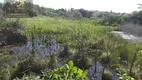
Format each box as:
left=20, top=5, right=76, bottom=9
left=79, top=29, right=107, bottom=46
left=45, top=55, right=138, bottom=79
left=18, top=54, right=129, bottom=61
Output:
left=73, top=54, right=91, bottom=69
left=42, top=60, right=89, bottom=80
left=122, top=73, right=135, bottom=80
left=0, top=64, right=11, bottom=80
left=14, top=75, right=43, bottom=80
left=59, top=45, right=71, bottom=58
left=102, top=71, right=113, bottom=80
left=6, top=32, right=27, bottom=45
left=11, top=56, right=48, bottom=79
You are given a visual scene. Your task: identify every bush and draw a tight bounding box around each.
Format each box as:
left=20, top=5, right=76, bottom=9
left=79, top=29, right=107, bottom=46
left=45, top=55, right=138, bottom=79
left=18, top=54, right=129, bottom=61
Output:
left=110, top=64, right=121, bottom=70
left=59, top=45, right=71, bottom=58
left=14, top=75, right=43, bottom=80
left=102, top=71, right=113, bottom=80
left=42, top=60, right=89, bottom=80
left=0, top=19, right=27, bottom=46
left=122, top=73, right=135, bottom=80
left=73, top=54, right=91, bottom=69
left=11, top=56, right=48, bottom=79
left=0, top=64, right=11, bottom=80
left=6, top=32, right=27, bottom=45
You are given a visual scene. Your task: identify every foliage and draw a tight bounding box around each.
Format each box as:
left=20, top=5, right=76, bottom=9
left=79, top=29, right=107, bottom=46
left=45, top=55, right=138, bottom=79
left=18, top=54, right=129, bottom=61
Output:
left=127, top=11, right=142, bottom=25
left=102, top=71, right=113, bottom=80
left=115, top=67, right=135, bottom=80
left=42, top=60, right=89, bottom=80
left=59, top=45, right=71, bottom=58
left=14, top=75, right=43, bottom=80
left=1, top=1, right=128, bottom=26
left=122, top=73, right=135, bottom=80
left=1, top=16, right=142, bottom=80
left=47, top=53, right=58, bottom=70
left=0, top=18, right=27, bottom=46
left=0, top=64, right=11, bottom=80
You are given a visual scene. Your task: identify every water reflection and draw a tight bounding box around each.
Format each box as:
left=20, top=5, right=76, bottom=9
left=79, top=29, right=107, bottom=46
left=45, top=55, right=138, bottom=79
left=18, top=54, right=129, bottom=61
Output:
left=12, top=40, right=61, bottom=56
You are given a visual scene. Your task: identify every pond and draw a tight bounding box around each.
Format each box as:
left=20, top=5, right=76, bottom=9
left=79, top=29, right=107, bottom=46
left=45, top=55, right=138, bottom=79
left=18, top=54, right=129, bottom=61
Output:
left=11, top=39, right=61, bottom=56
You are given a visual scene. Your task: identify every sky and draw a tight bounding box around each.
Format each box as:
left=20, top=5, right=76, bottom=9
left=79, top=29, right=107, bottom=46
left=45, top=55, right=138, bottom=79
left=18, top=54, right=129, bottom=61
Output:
left=33, top=0, right=141, bottom=13
left=0, top=0, right=141, bottom=13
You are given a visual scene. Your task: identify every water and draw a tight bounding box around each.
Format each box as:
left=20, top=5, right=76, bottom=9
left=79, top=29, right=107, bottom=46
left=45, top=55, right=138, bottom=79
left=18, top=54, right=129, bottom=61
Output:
left=0, top=41, right=7, bottom=46
left=88, top=62, right=103, bottom=80
left=111, top=31, right=142, bottom=42
left=12, top=39, right=61, bottom=56
left=88, top=62, right=119, bottom=80
left=0, top=39, right=62, bottom=68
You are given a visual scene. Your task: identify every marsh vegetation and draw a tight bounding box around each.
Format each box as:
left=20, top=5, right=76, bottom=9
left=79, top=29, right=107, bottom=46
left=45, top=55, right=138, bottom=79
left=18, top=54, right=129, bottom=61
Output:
left=0, top=2, right=142, bottom=80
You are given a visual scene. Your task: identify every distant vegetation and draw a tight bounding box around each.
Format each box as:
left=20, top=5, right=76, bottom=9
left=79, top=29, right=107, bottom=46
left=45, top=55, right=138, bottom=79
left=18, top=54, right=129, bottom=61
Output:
left=0, top=2, right=142, bottom=26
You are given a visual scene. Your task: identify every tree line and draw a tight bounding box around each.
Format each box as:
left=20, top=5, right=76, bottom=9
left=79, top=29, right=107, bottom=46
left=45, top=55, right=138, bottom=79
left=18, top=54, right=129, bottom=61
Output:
left=0, top=2, right=142, bottom=26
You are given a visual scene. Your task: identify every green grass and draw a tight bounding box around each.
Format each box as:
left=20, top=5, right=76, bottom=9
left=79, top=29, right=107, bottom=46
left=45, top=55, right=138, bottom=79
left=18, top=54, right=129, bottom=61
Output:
left=6, top=17, right=113, bottom=45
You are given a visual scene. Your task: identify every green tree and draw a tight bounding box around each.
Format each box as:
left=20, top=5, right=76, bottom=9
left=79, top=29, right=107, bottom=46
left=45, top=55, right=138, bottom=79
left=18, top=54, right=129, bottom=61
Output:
left=73, top=11, right=82, bottom=19
left=3, top=2, right=12, bottom=16
left=79, top=9, right=92, bottom=18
